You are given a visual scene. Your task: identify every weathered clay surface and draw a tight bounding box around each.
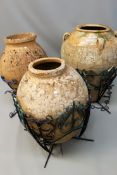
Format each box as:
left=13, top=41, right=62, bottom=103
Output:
left=61, top=24, right=117, bottom=72
left=61, top=24, right=117, bottom=101
left=17, top=57, right=89, bottom=143
left=0, top=33, right=47, bottom=89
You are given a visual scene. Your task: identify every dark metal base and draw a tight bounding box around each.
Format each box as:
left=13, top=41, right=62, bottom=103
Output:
left=1, top=76, right=18, bottom=89
left=77, top=67, right=117, bottom=114
left=7, top=91, right=92, bottom=168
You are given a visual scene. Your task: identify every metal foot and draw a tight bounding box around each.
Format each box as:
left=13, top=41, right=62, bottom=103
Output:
left=44, top=144, right=54, bottom=168
left=73, top=136, right=94, bottom=142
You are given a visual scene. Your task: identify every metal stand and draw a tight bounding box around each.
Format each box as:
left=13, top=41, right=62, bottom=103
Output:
left=77, top=67, right=117, bottom=114
left=7, top=91, right=92, bottom=168
left=1, top=76, right=18, bottom=89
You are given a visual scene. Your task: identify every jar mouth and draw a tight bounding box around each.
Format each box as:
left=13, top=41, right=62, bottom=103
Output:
left=76, top=24, right=111, bottom=33
left=29, top=57, right=65, bottom=77
left=5, top=32, right=37, bottom=44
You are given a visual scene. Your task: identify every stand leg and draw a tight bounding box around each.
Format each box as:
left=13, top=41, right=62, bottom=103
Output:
left=44, top=144, right=54, bottom=168
left=73, top=136, right=94, bottom=142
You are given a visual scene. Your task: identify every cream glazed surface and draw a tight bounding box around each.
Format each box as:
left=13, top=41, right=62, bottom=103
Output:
left=17, top=58, right=88, bottom=119
left=61, top=24, right=117, bottom=102
left=61, top=24, right=117, bottom=73
left=17, top=58, right=89, bottom=143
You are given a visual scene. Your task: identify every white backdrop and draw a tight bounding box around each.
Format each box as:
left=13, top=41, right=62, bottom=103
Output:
left=0, top=0, right=117, bottom=175
left=0, top=0, right=117, bottom=56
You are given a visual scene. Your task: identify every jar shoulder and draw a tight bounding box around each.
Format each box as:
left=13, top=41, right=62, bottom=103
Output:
left=62, top=30, right=117, bottom=47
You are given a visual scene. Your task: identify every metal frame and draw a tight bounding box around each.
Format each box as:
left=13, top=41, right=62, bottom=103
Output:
left=77, top=67, right=117, bottom=113
left=8, top=91, right=92, bottom=168
left=1, top=76, right=18, bottom=89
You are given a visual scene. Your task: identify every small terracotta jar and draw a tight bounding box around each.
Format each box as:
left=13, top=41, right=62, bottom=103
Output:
left=17, top=57, right=89, bottom=144
left=61, top=24, right=117, bottom=102
left=0, top=33, right=47, bottom=89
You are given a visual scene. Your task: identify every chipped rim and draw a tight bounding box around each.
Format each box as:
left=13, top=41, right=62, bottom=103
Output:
left=28, top=57, right=66, bottom=78
left=5, top=32, right=37, bottom=44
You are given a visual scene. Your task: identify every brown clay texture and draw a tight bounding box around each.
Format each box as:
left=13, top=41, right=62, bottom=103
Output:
left=0, top=33, right=47, bottom=89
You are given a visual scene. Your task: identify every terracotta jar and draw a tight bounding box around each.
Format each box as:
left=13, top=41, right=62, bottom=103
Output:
left=17, top=57, right=89, bottom=144
left=0, top=33, right=47, bottom=89
left=61, top=24, right=117, bottom=102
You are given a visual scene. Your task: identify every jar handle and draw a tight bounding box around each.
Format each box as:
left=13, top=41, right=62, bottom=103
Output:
left=63, top=32, right=71, bottom=41
left=114, top=30, right=117, bottom=37
left=97, top=38, right=105, bottom=51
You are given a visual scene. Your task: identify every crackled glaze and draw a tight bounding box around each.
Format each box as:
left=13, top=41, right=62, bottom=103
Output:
left=61, top=24, right=117, bottom=72
left=61, top=24, right=117, bottom=101
left=0, top=33, right=47, bottom=89
left=17, top=57, right=89, bottom=143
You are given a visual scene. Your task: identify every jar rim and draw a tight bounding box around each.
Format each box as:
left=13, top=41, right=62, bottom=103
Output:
left=76, top=24, right=111, bottom=33
left=5, top=32, right=37, bottom=44
left=28, top=57, right=65, bottom=78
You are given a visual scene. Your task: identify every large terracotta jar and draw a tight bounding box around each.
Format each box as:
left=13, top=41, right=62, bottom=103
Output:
left=0, top=33, right=47, bottom=89
left=61, top=24, right=117, bottom=102
left=17, top=57, right=89, bottom=144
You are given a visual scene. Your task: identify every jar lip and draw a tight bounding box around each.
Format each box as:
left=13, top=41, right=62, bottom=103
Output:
left=28, top=57, right=65, bottom=78
left=5, top=32, right=37, bottom=44
left=76, top=24, right=111, bottom=33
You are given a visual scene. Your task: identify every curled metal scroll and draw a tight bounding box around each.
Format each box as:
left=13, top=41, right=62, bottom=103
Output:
left=77, top=67, right=117, bottom=113
left=9, top=91, right=92, bottom=167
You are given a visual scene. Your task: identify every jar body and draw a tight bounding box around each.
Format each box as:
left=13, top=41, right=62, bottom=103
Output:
left=0, top=33, right=47, bottom=89
left=17, top=58, right=89, bottom=144
left=61, top=24, right=117, bottom=101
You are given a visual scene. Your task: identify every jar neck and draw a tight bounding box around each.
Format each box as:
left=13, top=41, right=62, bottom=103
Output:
left=75, top=24, right=112, bottom=33
left=4, top=32, right=37, bottom=44
left=28, top=57, right=66, bottom=78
